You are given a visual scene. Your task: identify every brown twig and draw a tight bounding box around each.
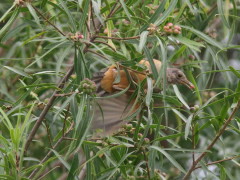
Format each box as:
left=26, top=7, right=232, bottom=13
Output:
left=90, top=1, right=97, bottom=32
left=194, top=155, right=240, bottom=170
left=95, top=35, right=140, bottom=40
left=32, top=5, right=65, bottom=36
left=118, top=64, right=147, bottom=75
left=183, top=100, right=240, bottom=180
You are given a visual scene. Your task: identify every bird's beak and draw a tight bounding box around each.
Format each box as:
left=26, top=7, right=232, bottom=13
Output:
left=180, top=79, right=195, bottom=89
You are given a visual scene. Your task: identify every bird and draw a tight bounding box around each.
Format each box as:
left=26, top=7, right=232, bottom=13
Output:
left=91, top=59, right=194, bottom=136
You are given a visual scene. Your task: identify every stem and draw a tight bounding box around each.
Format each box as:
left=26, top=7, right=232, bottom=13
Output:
left=95, top=35, right=140, bottom=40
left=32, top=5, right=65, bottom=36
left=143, top=149, right=151, bottom=180
left=194, top=155, right=240, bottom=170
left=29, top=122, right=74, bottom=179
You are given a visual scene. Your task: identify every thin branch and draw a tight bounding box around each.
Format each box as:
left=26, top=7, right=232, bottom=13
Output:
left=90, top=1, right=97, bottom=32
left=183, top=100, right=240, bottom=180
left=192, top=124, right=195, bottom=163
left=32, top=5, right=65, bottom=36
left=143, top=150, right=151, bottom=180
left=118, top=64, right=147, bottom=75
left=95, top=35, right=140, bottom=40
left=194, top=155, right=240, bottom=170
left=86, top=2, right=91, bottom=40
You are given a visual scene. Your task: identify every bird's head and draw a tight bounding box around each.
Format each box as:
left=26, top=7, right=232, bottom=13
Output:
left=166, top=68, right=195, bottom=89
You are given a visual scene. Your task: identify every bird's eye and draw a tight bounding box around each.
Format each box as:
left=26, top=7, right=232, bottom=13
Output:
left=178, top=74, right=182, bottom=78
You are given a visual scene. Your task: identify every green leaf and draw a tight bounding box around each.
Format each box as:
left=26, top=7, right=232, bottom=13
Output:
left=0, top=4, right=16, bottom=23
left=0, top=8, right=19, bottom=38
left=119, top=0, right=132, bottom=21
left=143, top=46, right=158, bottom=80
left=149, top=146, right=186, bottom=174
left=184, top=114, right=194, bottom=140
left=217, top=0, right=230, bottom=28
left=51, top=149, right=70, bottom=170
left=173, top=85, right=190, bottom=109
left=172, top=109, right=187, bottom=123
left=181, top=25, right=224, bottom=49
left=154, top=0, right=178, bottom=26
left=26, top=3, right=41, bottom=28
left=145, top=77, right=153, bottom=107
left=138, top=31, right=149, bottom=52
left=152, top=133, right=184, bottom=142
left=4, top=66, right=32, bottom=78
left=229, top=66, right=240, bottom=78
left=22, top=31, right=47, bottom=45
left=79, top=0, right=90, bottom=31
left=140, top=0, right=167, bottom=32
left=0, top=108, right=13, bottom=130
left=58, top=0, right=77, bottom=31
left=26, top=40, right=68, bottom=69
left=169, top=45, right=187, bottom=62
left=67, top=154, right=79, bottom=180
left=170, top=36, right=205, bottom=52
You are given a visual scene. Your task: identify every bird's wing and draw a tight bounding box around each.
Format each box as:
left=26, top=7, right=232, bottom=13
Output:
left=91, top=69, right=138, bottom=136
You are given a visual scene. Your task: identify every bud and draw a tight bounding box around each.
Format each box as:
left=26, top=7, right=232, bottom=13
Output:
left=37, top=102, right=45, bottom=109
left=103, top=28, right=108, bottom=34
left=15, top=0, right=25, bottom=6
left=147, top=23, right=158, bottom=34
left=190, top=105, right=199, bottom=112
left=174, top=25, right=181, bottom=30
left=79, top=78, right=97, bottom=95
left=194, top=105, right=199, bottom=111
left=124, top=123, right=133, bottom=130
left=188, top=54, right=195, bottom=60
left=144, top=138, right=150, bottom=144
left=166, top=22, right=173, bottom=27
left=138, top=133, right=143, bottom=138
left=173, top=29, right=180, bottom=35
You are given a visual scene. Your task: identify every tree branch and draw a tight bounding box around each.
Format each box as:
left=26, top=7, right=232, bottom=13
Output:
left=194, top=155, right=240, bottom=170
left=32, top=5, right=65, bottom=36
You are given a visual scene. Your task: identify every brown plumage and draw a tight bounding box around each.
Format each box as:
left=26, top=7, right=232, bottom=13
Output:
left=91, top=59, right=194, bottom=136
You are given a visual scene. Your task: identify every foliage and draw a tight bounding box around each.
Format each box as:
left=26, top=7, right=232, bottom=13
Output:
left=0, top=0, right=240, bottom=179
